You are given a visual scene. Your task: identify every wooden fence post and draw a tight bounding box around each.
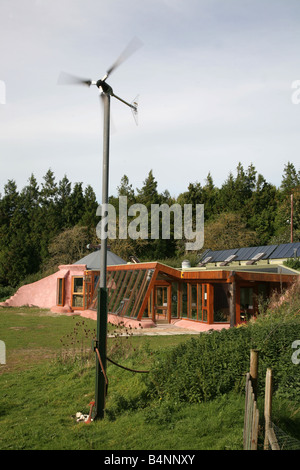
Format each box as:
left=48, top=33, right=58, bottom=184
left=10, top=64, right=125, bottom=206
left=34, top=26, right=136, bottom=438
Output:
left=250, top=349, right=259, bottom=400
left=243, top=372, right=250, bottom=449
left=244, top=350, right=260, bottom=450
left=264, top=368, right=272, bottom=450
left=263, top=368, right=280, bottom=450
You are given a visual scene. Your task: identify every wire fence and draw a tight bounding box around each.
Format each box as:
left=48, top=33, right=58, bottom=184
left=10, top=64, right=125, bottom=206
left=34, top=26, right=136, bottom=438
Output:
left=270, top=422, right=300, bottom=450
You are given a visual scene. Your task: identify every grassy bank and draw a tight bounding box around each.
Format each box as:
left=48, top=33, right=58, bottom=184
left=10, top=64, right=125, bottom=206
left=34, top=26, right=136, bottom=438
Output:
left=1, top=300, right=300, bottom=450
left=0, top=307, right=245, bottom=450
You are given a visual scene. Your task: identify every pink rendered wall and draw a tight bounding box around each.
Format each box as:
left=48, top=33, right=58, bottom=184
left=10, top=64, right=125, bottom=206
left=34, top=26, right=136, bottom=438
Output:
left=0, top=264, right=86, bottom=310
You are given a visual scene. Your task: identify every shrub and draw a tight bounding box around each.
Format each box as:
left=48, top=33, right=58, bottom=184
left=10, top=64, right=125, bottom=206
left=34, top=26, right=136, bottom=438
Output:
left=145, top=281, right=300, bottom=404
left=0, top=285, right=15, bottom=302
left=284, top=257, right=300, bottom=271
left=145, top=327, right=252, bottom=404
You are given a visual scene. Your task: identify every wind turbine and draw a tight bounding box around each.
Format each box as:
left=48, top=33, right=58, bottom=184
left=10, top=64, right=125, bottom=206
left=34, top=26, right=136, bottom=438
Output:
left=58, top=38, right=142, bottom=420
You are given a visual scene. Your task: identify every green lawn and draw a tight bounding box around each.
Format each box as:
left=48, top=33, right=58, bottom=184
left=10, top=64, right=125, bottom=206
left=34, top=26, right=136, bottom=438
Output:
left=0, top=307, right=252, bottom=450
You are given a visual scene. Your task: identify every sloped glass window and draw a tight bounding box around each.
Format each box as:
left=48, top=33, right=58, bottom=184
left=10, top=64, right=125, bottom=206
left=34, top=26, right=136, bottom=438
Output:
left=90, top=267, right=155, bottom=319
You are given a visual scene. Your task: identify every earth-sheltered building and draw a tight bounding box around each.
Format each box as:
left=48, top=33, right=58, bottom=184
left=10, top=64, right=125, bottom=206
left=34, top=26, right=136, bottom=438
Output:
left=2, top=243, right=299, bottom=331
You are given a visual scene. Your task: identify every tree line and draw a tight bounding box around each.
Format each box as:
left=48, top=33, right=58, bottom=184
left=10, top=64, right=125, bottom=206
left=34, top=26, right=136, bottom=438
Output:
left=0, top=162, right=299, bottom=290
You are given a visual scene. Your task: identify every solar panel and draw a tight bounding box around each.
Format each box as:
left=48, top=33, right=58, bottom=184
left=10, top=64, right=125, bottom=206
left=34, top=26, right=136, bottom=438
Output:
left=269, top=243, right=300, bottom=259
left=198, top=243, right=300, bottom=266
left=218, top=249, right=238, bottom=262
left=235, top=247, right=258, bottom=261
left=203, top=249, right=238, bottom=263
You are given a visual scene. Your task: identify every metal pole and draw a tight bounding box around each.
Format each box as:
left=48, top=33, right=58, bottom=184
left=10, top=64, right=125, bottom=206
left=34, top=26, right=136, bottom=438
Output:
left=94, top=93, right=110, bottom=420
left=229, top=271, right=236, bottom=328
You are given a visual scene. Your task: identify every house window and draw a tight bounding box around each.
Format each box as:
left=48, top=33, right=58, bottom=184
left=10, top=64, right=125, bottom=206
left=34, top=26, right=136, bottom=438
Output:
left=72, top=276, right=84, bottom=309
left=213, top=284, right=230, bottom=322
left=240, top=287, right=254, bottom=321
left=171, top=282, right=179, bottom=318
left=57, top=278, right=65, bottom=306
left=180, top=282, right=209, bottom=322
left=190, top=284, right=198, bottom=320
left=200, top=284, right=208, bottom=322
left=181, top=283, right=188, bottom=318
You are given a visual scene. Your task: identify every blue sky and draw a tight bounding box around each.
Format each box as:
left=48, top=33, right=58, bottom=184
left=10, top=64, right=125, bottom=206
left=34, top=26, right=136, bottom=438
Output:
left=0, top=0, right=300, bottom=201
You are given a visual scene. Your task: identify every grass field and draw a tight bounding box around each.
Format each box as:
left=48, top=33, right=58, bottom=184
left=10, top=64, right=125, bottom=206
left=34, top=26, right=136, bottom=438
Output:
left=0, top=307, right=247, bottom=450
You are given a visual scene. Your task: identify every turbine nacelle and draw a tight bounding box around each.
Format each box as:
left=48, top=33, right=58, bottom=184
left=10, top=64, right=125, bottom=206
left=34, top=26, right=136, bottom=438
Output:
left=96, top=79, right=113, bottom=95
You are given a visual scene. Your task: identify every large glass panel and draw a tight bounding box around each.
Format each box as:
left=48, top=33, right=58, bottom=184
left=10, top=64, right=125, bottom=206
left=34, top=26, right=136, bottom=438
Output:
left=72, top=294, right=84, bottom=308
left=109, top=270, right=126, bottom=312
left=155, top=285, right=168, bottom=321
left=203, top=284, right=207, bottom=307
left=191, top=285, right=197, bottom=320
left=134, top=269, right=154, bottom=318
left=257, top=283, right=268, bottom=312
left=112, top=270, right=131, bottom=312
left=214, top=284, right=230, bottom=322
left=157, top=287, right=163, bottom=306
left=126, top=270, right=146, bottom=317
left=108, top=270, right=123, bottom=310
left=120, top=270, right=139, bottom=316
left=72, top=277, right=84, bottom=309
left=197, top=284, right=202, bottom=320
left=110, top=269, right=136, bottom=316
left=240, top=287, right=254, bottom=321
left=171, top=282, right=178, bottom=317
left=90, top=267, right=154, bottom=319
left=181, top=283, right=187, bottom=318
left=57, top=278, right=64, bottom=306
left=73, top=277, right=83, bottom=293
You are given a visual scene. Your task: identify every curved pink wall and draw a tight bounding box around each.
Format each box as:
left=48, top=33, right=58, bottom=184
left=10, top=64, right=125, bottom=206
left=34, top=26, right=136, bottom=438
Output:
left=0, top=264, right=86, bottom=310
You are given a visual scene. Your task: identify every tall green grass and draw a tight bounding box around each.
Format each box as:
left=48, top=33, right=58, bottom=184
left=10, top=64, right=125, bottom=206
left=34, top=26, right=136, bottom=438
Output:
left=1, top=281, right=300, bottom=451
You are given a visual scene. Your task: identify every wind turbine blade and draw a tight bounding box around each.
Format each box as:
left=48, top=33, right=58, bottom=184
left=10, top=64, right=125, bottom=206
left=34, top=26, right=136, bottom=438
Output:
left=57, top=71, right=92, bottom=87
left=105, top=37, right=143, bottom=78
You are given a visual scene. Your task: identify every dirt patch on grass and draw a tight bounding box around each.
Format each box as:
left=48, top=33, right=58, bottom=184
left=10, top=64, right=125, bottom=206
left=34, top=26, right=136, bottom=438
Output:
left=11, top=309, right=68, bottom=318
left=9, top=326, right=28, bottom=330
left=0, top=347, right=58, bottom=375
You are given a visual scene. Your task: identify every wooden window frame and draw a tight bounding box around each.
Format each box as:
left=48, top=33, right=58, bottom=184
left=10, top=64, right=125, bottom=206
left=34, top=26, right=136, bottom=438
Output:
left=71, top=276, right=84, bottom=310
